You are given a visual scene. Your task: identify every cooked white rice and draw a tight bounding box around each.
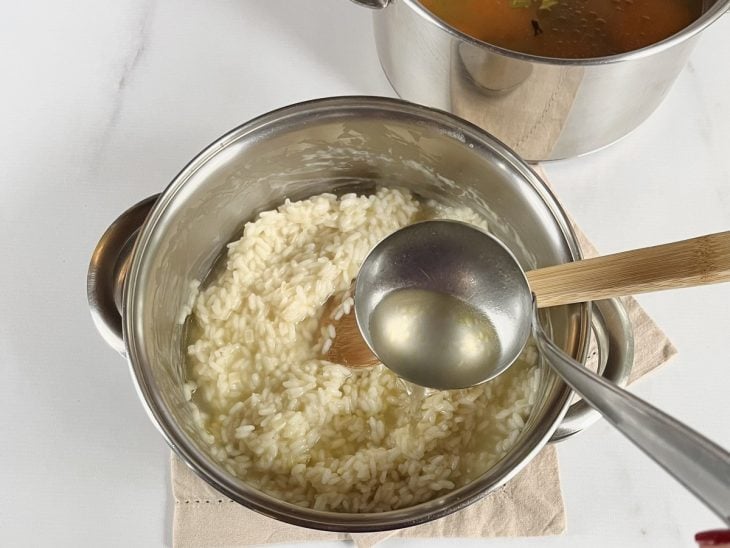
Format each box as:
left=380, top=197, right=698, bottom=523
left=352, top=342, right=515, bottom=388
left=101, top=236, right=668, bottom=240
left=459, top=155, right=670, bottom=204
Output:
left=185, top=187, right=540, bottom=512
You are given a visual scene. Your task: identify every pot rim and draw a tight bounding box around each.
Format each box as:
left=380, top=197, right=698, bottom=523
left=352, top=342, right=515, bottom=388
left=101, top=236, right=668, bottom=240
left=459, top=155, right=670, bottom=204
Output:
left=122, top=96, right=590, bottom=531
left=403, top=0, right=730, bottom=66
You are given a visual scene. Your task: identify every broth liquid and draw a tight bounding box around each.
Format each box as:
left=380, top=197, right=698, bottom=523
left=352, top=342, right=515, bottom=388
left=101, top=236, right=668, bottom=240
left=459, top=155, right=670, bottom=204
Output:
left=420, top=0, right=704, bottom=58
left=369, top=288, right=501, bottom=389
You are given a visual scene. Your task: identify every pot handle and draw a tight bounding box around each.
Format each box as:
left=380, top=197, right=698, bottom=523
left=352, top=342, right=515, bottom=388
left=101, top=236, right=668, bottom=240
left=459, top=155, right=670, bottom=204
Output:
left=87, top=195, right=159, bottom=356
left=348, top=0, right=390, bottom=8
left=549, top=297, right=634, bottom=442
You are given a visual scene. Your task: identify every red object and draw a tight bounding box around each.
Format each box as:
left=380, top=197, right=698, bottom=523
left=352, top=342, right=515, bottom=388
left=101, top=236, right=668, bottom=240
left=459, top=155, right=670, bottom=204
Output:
left=696, top=530, right=730, bottom=547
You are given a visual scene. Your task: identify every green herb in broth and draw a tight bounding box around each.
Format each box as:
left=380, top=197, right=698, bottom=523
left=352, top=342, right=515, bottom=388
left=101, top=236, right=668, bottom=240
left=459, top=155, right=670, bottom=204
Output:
left=511, top=0, right=559, bottom=9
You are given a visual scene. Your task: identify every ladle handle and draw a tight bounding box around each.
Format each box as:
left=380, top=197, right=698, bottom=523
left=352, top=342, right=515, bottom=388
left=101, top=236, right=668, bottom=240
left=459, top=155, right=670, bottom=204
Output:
left=527, top=231, right=730, bottom=308
left=537, top=325, right=730, bottom=526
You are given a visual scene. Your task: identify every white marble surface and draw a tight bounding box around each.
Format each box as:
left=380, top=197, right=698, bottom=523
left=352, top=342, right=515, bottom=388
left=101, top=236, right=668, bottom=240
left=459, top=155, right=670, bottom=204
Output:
left=1, top=1, right=729, bottom=546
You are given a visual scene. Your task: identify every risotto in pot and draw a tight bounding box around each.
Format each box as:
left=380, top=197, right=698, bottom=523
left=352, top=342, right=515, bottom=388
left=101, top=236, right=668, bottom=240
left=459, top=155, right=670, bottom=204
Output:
left=184, top=187, right=540, bottom=512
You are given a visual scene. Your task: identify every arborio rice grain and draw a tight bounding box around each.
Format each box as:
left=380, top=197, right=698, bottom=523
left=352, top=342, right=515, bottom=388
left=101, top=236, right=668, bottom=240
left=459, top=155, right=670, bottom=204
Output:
left=185, top=187, right=540, bottom=512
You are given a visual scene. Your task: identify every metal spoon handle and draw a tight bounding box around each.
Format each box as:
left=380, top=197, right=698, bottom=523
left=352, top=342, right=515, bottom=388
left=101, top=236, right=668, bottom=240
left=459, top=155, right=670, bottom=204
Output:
left=536, top=324, right=730, bottom=526
left=527, top=231, right=730, bottom=308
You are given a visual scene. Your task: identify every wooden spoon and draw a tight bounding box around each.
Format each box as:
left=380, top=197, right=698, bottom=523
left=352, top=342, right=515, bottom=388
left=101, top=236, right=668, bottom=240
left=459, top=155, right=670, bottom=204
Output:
left=320, top=289, right=379, bottom=367
left=321, top=230, right=730, bottom=368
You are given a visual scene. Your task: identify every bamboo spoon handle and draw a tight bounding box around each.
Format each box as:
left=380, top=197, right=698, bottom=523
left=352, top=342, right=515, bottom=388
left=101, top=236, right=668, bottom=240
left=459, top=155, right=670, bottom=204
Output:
left=527, top=231, right=730, bottom=308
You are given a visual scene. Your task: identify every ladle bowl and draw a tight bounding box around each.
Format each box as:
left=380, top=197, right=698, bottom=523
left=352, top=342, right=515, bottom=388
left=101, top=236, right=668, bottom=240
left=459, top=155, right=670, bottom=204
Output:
left=355, top=220, right=532, bottom=389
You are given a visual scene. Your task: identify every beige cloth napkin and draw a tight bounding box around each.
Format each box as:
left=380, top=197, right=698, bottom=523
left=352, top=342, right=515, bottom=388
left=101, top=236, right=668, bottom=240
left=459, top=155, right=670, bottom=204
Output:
left=450, top=49, right=583, bottom=160
left=171, top=186, right=677, bottom=547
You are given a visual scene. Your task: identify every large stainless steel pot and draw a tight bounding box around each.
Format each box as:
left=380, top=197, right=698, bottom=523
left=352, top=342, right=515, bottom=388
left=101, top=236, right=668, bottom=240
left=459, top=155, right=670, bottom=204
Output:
left=352, top=0, right=730, bottom=161
left=88, top=97, right=633, bottom=531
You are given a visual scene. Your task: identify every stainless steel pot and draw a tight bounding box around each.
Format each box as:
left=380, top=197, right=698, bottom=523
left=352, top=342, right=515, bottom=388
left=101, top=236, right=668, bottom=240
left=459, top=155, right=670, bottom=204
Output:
left=351, top=0, right=730, bottom=161
left=88, top=97, right=633, bottom=531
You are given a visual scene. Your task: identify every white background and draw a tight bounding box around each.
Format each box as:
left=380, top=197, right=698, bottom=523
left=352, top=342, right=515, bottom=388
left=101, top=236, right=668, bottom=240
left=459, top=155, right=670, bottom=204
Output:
left=1, top=1, right=729, bottom=546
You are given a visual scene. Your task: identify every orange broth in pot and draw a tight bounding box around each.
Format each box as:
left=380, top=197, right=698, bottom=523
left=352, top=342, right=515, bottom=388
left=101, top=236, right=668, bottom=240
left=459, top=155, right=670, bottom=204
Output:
left=419, top=0, right=704, bottom=58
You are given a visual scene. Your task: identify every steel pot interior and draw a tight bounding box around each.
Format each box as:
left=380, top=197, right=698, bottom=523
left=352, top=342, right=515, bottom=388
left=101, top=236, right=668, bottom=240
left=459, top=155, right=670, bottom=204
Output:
left=124, top=97, right=590, bottom=531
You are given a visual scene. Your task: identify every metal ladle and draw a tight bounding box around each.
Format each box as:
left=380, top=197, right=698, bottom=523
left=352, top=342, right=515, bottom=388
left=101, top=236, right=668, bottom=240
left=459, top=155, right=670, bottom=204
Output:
left=354, top=220, right=730, bottom=525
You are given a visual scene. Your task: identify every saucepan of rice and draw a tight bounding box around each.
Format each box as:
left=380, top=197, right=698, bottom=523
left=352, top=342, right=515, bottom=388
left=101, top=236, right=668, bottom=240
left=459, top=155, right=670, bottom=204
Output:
left=88, top=97, right=634, bottom=531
